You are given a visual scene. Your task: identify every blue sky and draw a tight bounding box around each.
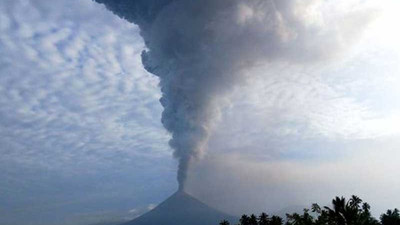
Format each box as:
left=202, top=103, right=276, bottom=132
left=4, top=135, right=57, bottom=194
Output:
left=0, top=1, right=175, bottom=224
left=1, top=0, right=400, bottom=225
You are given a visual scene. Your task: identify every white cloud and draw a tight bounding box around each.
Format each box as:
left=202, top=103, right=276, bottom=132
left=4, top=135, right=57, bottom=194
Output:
left=0, top=0, right=170, bottom=172
left=0, top=1, right=175, bottom=224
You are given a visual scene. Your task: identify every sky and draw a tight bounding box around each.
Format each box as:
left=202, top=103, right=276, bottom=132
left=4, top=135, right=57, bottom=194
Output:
left=0, top=0, right=400, bottom=225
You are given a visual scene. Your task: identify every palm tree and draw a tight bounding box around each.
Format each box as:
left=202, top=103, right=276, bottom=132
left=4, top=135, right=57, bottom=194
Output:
left=321, top=195, right=380, bottom=225
left=216, top=195, right=384, bottom=225
left=286, top=209, right=315, bottom=225
left=259, top=212, right=270, bottom=225
left=311, top=203, right=330, bottom=225
left=360, top=202, right=380, bottom=225
left=324, top=196, right=347, bottom=225
left=249, top=214, right=258, bottom=225
left=323, top=195, right=364, bottom=224
left=270, top=215, right=283, bottom=225
left=380, top=209, right=400, bottom=225
left=240, top=214, right=250, bottom=225
left=349, top=195, right=362, bottom=208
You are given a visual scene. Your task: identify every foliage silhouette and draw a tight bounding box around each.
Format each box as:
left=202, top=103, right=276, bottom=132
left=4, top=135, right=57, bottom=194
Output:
left=250, top=214, right=259, bottom=225
left=218, top=195, right=399, bottom=225
left=220, top=220, right=230, bottom=225
left=380, top=209, right=400, bottom=225
left=240, top=214, right=250, bottom=225
left=259, top=212, right=270, bottom=225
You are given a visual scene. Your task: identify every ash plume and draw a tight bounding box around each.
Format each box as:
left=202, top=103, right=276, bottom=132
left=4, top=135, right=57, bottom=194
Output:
left=95, top=0, right=374, bottom=191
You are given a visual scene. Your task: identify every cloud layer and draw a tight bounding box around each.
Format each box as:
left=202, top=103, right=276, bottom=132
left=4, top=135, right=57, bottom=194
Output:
left=0, top=0, right=170, bottom=169
left=0, top=1, right=174, bottom=224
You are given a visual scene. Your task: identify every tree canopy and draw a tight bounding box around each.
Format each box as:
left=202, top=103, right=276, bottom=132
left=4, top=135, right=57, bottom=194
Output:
left=219, top=195, right=399, bottom=225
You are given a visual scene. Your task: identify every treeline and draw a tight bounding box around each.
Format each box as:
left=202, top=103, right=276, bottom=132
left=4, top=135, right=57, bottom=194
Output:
left=219, top=195, right=400, bottom=225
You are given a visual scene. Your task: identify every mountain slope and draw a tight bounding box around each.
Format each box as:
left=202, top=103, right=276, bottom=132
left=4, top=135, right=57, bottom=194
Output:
left=122, top=191, right=237, bottom=225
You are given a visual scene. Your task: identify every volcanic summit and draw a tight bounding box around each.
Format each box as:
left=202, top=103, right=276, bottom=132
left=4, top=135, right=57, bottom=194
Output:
left=122, top=191, right=237, bottom=225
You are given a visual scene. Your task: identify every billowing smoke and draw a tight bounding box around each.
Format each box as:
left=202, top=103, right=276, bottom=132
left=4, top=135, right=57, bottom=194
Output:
left=95, top=0, right=374, bottom=191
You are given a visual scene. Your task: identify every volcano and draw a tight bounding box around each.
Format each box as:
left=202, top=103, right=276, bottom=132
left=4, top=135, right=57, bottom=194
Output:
left=122, top=191, right=237, bottom=225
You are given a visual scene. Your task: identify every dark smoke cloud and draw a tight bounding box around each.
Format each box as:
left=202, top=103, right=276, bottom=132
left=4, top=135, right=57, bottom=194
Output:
left=95, top=0, right=375, bottom=190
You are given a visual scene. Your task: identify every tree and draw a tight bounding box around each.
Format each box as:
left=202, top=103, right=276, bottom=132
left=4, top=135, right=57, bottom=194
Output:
left=249, top=214, right=258, bottom=225
left=217, top=195, right=393, bottom=225
left=315, top=195, right=380, bottom=225
left=360, top=202, right=380, bottom=225
left=240, top=214, right=250, bottom=225
left=219, top=220, right=230, bottom=225
left=312, top=203, right=329, bottom=225
left=324, top=196, right=347, bottom=225
left=270, top=215, right=283, bottom=225
left=380, top=209, right=400, bottom=225
left=286, top=209, right=315, bottom=225
left=259, top=212, right=270, bottom=225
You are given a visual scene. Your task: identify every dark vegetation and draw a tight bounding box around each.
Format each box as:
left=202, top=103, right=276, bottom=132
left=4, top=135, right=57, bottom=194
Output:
left=219, top=195, right=400, bottom=225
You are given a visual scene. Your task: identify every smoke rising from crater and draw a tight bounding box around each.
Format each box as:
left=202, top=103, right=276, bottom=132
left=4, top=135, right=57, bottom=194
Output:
left=95, top=0, right=374, bottom=190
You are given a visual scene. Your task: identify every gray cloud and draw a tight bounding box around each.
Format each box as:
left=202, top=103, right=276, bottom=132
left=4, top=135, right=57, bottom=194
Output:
left=96, top=0, right=377, bottom=190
